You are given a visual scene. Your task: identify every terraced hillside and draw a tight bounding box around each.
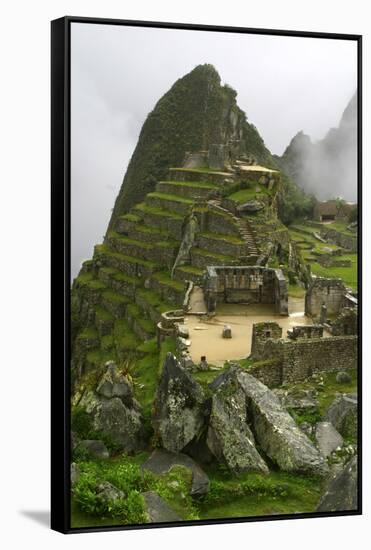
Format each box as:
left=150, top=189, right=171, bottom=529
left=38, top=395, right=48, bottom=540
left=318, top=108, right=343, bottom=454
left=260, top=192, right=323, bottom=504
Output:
left=71, top=164, right=290, bottom=387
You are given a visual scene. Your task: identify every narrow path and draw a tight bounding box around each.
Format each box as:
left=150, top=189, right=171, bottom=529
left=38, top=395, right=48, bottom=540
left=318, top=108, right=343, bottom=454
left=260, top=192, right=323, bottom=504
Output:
left=188, top=285, right=207, bottom=314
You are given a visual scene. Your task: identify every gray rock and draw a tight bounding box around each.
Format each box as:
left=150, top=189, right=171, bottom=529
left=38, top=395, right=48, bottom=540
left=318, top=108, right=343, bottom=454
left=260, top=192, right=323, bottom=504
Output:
left=80, top=391, right=144, bottom=452
left=237, top=200, right=265, bottom=213
left=275, top=388, right=319, bottom=411
left=71, top=431, right=79, bottom=451
left=315, top=422, right=344, bottom=458
left=325, top=394, right=358, bottom=439
left=198, top=358, right=209, bottom=371
left=77, top=439, right=110, bottom=459
left=299, top=422, right=314, bottom=436
left=143, top=491, right=181, bottom=523
left=141, top=448, right=209, bottom=496
left=71, top=462, right=80, bottom=485
left=153, top=353, right=206, bottom=453
left=222, top=325, right=232, bottom=338
left=176, top=336, right=190, bottom=352
left=207, top=370, right=269, bottom=474
left=177, top=325, right=189, bottom=339
left=237, top=370, right=329, bottom=476
left=317, top=456, right=358, bottom=512
left=97, top=481, right=126, bottom=503
left=96, top=361, right=134, bottom=406
left=336, top=371, right=352, bottom=384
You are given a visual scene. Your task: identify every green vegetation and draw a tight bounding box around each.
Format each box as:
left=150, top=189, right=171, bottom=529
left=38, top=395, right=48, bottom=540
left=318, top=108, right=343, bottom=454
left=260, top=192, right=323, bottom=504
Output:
left=134, top=202, right=183, bottom=220
left=152, top=271, right=185, bottom=292
left=198, top=466, right=322, bottom=519
left=147, top=191, right=194, bottom=205
left=160, top=180, right=217, bottom=190
left=71, top=456, right=198, bottom=528
left=107, top=63, right=273, bottom=228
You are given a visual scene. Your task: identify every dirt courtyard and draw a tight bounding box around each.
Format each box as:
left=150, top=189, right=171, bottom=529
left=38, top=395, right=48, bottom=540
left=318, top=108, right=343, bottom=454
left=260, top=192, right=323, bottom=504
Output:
left=184, top=297, right=314, bottom=367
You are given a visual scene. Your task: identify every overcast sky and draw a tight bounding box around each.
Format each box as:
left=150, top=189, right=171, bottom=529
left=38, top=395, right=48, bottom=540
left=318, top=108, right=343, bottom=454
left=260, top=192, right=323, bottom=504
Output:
left=71, top=22, right=357, bottom=279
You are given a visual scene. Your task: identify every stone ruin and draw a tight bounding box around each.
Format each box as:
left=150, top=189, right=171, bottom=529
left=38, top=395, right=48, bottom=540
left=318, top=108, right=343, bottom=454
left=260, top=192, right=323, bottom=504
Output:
left=204, top=265, right=288, bottom=315
left=249, top=321, right=357, bottom=387
left=305, top=277, right=347, bottom=317
left=287, top=325, right=324, bottom=340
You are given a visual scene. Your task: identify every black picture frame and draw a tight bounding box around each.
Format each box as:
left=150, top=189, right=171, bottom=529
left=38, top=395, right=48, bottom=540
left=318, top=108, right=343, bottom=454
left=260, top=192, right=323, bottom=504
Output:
left=51, top=15, right=362, bottom=534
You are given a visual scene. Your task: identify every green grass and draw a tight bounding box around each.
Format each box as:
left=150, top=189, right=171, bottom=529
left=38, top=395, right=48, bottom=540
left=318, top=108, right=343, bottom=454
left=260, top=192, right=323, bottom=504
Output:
left=191, top=247, right=235, bottom=262
left=108, top=231, right=152, bottom=250
left=159, top=180, right=217, bottom=189
left=95, top=244, right=158, bottom=270
left=152, top=272, right=185, bottom=292
left=228, top=187, right=267, bottom=204
left=288, top=284, right=306, bottom=298
left=310, top=255, right=357, bottom=290
left=102, top=290, right=130, bottom=306
left=176, top=265, right=205, bottom=276
left=134, top=202, right=183, bottom=220
left=119, top=213, right=141, bottom=223
left=198, top=468, right=322, bottom=520
left=147, top=191, right=194, bottom=205
left=95, top=306, right=114, bottom=322
left=113, top=319, right=140, bottom=353
left=78, top=326, right=99, bottom=340
left=74, top=272, right=106, bottom=291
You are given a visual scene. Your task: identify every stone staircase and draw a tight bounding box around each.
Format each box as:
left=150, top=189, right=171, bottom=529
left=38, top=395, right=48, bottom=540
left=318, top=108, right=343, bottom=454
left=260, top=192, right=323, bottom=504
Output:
left=207, top=198, right=260, bottom=260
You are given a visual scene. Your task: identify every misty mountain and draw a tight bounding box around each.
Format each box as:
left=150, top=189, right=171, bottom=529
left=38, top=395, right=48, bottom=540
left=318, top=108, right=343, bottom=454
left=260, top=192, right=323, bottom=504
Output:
left=107, top=64, right=274, bottom=230
left=276, top=93, right=357, bottom=201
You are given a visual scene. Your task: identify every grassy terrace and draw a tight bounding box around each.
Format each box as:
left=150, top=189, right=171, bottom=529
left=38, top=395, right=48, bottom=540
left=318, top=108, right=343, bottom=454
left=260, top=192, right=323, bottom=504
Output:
left=175, top=265, right=205, bottom=276
left=95, top=244, right=158, bottom=270
left=151, top=271, right=185, bottom=291
left=199, top=231, right=245, bottom=245
left=288, top=225, right=358, bottom=290
left=228, top=187, right=269, bottom=204
left=108, top=231, right=152, bottom=250
left=146, top=191, right=195, bottom=205
left=74, top=271, right=106, bottom=291
left=133, top=202, right=183, bottom=220
left=119, top=212, right=141, bottom=223
left=191, top=247, right=236, bottom=262
left=159, top=180, right=217, bottom=190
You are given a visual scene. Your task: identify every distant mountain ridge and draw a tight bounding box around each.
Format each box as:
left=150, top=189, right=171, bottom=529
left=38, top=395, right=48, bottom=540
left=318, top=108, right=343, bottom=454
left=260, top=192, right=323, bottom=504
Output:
left=276, top=93, right=357, bottom=201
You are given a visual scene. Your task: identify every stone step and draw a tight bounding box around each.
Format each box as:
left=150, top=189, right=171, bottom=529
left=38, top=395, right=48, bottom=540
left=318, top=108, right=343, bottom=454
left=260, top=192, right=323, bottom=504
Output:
left=197, top=231, right=248, bottom=257
left=168, top=167, right=234, bottom=185
left=149, top=272, right=186, bottom=307
left=173, top=264, right=205, bottom=284
left=107, top=232, right=179, bottom=269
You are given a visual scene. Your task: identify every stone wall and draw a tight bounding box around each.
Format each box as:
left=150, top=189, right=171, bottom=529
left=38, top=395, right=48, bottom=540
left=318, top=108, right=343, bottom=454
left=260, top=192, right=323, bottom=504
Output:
left=252, top=335, right=358, bottom=387
left=305, top=277, right=346, bottom=317
left=320, top=227, right=357, bottom=253
left=204, top=266, right=288, bottom=314
left=251, top=322, right=283, bottom=360
left=331, top=307, right=358, bottom=336
left=287, top=325, right=323, bottom=340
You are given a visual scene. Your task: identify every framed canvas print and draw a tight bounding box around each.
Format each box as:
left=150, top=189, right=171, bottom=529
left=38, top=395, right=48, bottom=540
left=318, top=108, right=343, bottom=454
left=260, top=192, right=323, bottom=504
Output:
left=51, top=16, right=362, bottom=533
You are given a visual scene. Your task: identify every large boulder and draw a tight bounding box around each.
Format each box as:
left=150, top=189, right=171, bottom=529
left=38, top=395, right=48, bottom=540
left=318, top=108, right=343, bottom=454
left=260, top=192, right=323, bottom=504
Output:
left=237, top=200, right=265, bottom=213
left=325, top=394, right=358, bottom=440
left=141, top=448, right=209, bottom=496
left=316, top=456, right=358, bottom=512
left=237, top=371, right=329, bottom=476
left=79, top=363, right=145, bottom=452
left=142, top=491, right=181, bottom=523
left=315, top=422, right=343, bottom=458
left=96, top=361, right=134, bottom=406
left=207, top=369, right=269, bottom=474
left=153, top=353, right=207, bottom=453
left=76, top=439, right=109, bottom=459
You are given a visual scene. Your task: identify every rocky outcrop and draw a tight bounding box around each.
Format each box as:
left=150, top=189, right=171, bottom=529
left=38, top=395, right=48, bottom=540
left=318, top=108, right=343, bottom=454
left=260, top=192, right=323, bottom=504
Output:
left=316, top=456, right=358, bottom=512
left=325, top=394, right=358, bottom=440
left=142, top=491, right=181, bottom=523
left=236, top=371, right=329, bottom=476
left=153, top=353, right=207, bottom=453
left=80, top=362, right=145, bottom=452
left=141, top=448, right=209, bottom=496
left=207, top=370, right=269, bottom=474
left=315, top=422, right=343, bottom=458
